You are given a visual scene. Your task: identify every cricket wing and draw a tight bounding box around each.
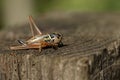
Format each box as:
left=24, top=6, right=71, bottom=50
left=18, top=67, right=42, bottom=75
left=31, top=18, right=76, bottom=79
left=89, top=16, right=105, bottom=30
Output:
left=29, top=16, right=42, bottom=37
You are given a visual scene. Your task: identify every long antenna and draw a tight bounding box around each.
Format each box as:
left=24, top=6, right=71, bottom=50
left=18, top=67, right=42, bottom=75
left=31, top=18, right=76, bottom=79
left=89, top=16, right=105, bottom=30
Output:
left=29, top=16, right=42, bottom=35
left=29, top=16, right=34, bottom=37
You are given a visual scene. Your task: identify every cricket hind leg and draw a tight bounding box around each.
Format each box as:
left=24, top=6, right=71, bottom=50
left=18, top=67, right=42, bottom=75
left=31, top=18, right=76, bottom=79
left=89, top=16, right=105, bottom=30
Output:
left=26, top=43, right=42, bottom=53
left=10, top=45, right=29, bottom=50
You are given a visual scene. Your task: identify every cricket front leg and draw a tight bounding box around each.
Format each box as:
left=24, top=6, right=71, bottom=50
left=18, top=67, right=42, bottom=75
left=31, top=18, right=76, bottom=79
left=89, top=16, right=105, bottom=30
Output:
left=52, top=44, right=58, bottom=50
left=58, top=41, right=63, bottom=47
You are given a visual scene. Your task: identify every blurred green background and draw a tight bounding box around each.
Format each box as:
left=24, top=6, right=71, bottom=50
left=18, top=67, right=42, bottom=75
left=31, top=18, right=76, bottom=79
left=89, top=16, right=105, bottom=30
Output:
left=0, top=0, right=3, bottom=29
left=1, top=0, right=120, bottom=29
left=34, top=0, right=120, bottom=12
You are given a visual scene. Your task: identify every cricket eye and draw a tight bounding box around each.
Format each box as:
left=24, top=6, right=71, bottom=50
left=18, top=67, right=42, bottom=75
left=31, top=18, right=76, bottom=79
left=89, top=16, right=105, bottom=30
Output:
left=57, top=34, right=62, bottom=39
left=52, top=39, right=54, bottom=42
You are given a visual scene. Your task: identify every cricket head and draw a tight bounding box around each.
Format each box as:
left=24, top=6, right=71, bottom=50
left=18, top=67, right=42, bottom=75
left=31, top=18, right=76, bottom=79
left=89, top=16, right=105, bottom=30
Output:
left=50, top=32, right=63, bottom=44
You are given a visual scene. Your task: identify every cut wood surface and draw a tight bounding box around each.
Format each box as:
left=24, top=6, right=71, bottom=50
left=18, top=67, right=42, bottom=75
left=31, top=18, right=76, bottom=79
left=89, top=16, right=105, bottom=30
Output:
left=0, top=13, right=120, bottom=80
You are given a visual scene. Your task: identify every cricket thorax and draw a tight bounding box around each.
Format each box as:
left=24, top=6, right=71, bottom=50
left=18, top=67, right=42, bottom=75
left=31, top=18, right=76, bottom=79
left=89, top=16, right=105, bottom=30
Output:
left=44, top=33, right=62, bottom=44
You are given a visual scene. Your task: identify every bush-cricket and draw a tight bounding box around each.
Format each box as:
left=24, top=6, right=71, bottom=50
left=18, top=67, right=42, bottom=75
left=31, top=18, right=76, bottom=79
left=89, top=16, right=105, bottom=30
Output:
left=10, top=16, right=63, bottom=52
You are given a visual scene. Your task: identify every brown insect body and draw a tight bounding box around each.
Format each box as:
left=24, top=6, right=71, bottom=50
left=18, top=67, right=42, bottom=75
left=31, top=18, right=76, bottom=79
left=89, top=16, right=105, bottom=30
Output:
left=10, top=16, right=63, bottom=52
